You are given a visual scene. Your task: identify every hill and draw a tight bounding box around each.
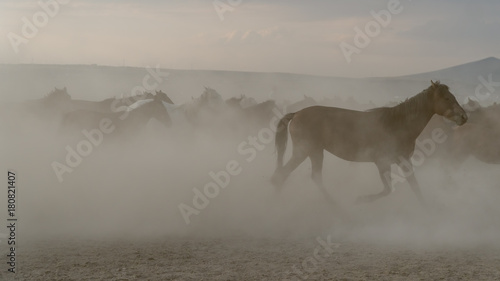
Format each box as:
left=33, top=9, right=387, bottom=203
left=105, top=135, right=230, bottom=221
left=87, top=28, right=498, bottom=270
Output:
left=1, top=57, right=499, bottom=105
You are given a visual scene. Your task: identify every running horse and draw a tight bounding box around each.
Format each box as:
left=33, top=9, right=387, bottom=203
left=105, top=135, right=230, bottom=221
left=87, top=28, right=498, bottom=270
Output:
left=61, top=92, right=172, bottom=136
left=271, top=81, right=468, bottom=204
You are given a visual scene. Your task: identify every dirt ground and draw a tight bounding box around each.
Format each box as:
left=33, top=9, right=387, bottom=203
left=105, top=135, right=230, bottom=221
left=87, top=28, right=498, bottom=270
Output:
left=0, top=235, right=497, bottom=281
left=3, top=124, right=500, bottom=281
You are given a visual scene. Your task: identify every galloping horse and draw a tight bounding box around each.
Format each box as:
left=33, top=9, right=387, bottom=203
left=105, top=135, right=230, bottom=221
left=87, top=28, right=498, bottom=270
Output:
left=182, top=87, right=225, bottom=127
left=7, top=87, right=74, bottom=132
left=70, top=90, right=172, bottom=113
left=61, top=92, right=172, bottom=136
left=271, top=81, right=468, bottom=204
left=446, top=100, right=500, bottom=166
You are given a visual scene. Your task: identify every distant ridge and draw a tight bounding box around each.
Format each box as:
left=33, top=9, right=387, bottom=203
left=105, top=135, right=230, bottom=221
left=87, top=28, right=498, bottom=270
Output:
left=399, top=57, right=500, bottom=84
left=1, top=57, right=499, bottom=105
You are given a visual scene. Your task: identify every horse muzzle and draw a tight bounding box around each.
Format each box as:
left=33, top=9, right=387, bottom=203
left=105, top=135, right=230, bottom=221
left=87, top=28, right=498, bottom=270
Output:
left=444, top=107, right=468, bottom=126
left=451, top=111, right=468, bottom=126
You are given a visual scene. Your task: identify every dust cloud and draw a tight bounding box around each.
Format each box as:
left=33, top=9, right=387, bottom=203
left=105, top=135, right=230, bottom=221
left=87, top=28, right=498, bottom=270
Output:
left=1, top=88, right=500, bottom=255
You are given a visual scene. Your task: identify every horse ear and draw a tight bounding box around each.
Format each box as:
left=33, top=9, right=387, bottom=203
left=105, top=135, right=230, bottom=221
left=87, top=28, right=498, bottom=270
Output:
left=431, top=80, right=436, bottom=87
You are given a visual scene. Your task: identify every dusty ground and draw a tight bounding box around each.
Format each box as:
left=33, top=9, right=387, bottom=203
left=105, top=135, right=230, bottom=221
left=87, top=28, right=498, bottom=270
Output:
left=0, top=235, right=498, bottom=281
left=3, top=125, right=500, bottom=280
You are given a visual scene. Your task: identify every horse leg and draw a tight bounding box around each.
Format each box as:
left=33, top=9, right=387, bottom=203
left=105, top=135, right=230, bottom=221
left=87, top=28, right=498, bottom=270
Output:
left=271, top=144, right=308, bottom=191
left=310, top=149, right=341, bottom=208
left=356, top=161, right=393, bottom=204
left=395, top=158, right=426, bottom=204
left=404, top=171, right=425, bottom=205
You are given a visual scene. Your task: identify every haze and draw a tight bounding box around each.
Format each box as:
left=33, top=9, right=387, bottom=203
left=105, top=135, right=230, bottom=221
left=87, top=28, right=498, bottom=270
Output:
left=1, top=1, right=500, bottom=279
left=1, top=0, right=500, bottom=77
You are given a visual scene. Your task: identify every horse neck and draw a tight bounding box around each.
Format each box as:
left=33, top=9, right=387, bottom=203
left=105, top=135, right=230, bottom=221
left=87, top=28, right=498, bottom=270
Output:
left=392, top=91, right=435, bottom=139
left=124, top=102, right=156, bottom=129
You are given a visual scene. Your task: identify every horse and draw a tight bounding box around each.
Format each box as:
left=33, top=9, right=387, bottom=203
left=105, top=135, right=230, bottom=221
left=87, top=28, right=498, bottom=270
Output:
left=151, top=90, right=174, bottom=105
left=60, top=92, right=172, bottom=137
left=444, top=100, right=500, bottom=167
left=225, top=94, right=257, bottom=109
left=271, top=81, right=468, bottom=205
left=224, top=97, right=277, bottom=135
left=69, top=91, right=171, bottom=113
left=22, top=87, right=72, bottom=114
left=182, top=87, right=226, bottom=128
left=3, top=87, right=74, bottom=132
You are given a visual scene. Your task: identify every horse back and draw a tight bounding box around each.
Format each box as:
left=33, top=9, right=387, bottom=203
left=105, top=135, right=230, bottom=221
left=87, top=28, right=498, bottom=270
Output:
left=290, top=106, right=411, bottom=161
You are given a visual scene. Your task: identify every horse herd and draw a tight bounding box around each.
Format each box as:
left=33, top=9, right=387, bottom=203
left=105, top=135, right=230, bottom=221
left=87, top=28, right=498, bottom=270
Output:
left=5, top=81, right=500, bottom=205
left=5, top=86, right=281, bottom=138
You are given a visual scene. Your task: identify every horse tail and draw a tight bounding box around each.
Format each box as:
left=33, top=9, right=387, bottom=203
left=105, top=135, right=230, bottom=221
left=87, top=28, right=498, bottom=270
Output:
left=275, top=112, right=295, bottom=169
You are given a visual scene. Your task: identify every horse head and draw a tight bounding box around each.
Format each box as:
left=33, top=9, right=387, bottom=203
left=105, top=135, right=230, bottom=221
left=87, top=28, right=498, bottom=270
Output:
left=429, top=80, right=467, bottom=125
left=150, top=94, right=172, bottom=127
left=201, top=87, right=224, bottom=109
left=155, top=90, right=174, bottom=104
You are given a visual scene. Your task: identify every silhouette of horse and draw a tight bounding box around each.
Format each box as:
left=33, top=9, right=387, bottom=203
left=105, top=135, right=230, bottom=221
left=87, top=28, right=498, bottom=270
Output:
left=126, top=90, right=174, bottom=110
left=70, top=90, right=172, bottom=113
left=4, top=87, right=73, bottom=132
left=225, top=97, right=277, bottom=134
left=182, top=87, right=225, bottom=127
left=225, top=94, right=257, bottom=109
left=23, top=87, right=72, bottom=114
left=271, top=81, right=468, bottom=205
left=61, top=93, right=172, bottom=137
left=445, top=100, right=500, bottom=167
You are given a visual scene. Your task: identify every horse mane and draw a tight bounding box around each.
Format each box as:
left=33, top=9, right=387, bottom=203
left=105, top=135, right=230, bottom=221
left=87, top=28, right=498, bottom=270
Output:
left=369, top=84, right=435, bottom=127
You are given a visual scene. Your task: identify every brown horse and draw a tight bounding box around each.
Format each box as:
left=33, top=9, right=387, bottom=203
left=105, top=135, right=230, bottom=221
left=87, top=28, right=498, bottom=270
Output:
left=271, top=81, right=467, bottom=204
left=445, top=100, right=500, bottom=167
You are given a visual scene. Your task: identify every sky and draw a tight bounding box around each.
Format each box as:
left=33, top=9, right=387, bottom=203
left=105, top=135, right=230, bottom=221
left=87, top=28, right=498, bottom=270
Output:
left=1, top=0, right=499, bottom=78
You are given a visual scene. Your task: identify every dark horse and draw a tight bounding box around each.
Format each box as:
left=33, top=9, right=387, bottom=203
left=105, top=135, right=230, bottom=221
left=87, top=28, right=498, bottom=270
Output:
left=271, top=81, right=468, bottom=204
left=446, top=100, right=500, bottom=166
left=61, top=92, right=172, bottom=136
left=70, top=90, right=173, bottom=113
